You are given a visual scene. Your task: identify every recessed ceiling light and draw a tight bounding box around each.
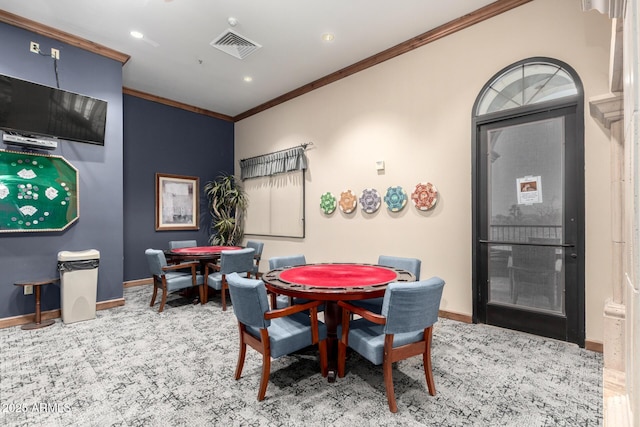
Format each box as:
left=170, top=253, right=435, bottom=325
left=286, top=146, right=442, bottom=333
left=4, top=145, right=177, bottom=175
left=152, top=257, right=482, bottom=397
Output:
left=243, top=76, right=253, bottom=82
left=322, top=33, right=335, bottom=42
left=130, top=31, right=159, bottom=47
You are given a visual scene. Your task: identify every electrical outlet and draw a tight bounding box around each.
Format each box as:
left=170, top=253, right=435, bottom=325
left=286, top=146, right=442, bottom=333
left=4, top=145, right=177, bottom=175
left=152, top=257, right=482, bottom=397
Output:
left=51, top=48, right=60, bottom=60
left=30, top=41, right=39, bottom=53
left=23, top=285, right=33, bottom=295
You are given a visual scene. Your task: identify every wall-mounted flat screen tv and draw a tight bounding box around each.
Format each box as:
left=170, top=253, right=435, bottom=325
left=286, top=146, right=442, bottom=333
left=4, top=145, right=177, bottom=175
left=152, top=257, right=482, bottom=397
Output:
left=0, top=74, right=107, bottom=145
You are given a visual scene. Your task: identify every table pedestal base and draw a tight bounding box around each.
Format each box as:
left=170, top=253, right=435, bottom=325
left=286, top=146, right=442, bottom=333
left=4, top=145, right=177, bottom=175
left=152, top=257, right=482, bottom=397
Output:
left=325, top=300, right=340, bottom=383
left=14, top=278, right=59, bottom=332
left=21, top=319, right=55, bottom=330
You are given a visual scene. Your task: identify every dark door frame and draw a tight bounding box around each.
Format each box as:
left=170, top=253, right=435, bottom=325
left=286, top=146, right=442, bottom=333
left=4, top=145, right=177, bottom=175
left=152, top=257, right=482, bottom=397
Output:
left=471, top=57, right=586, bottom=346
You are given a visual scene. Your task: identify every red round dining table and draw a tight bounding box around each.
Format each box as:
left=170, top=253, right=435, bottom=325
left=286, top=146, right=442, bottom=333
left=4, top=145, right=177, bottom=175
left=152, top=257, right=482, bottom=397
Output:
left=166, top=246, right=243, bottom=303
left=167, top=245, right=243, bottom=259
left=165, top=246, right=243, bottom=267
left=262, top=263, right=416, bottom=381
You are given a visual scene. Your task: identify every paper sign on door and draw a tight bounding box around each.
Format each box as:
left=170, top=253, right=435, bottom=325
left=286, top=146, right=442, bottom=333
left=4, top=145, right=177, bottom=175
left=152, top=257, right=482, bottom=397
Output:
left=516, top=176, right=542, bottom=205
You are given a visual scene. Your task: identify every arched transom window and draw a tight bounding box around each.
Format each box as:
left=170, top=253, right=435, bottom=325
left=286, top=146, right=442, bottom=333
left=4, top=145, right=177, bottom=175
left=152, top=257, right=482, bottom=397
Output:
left=476, top=61, right=579, bottom=116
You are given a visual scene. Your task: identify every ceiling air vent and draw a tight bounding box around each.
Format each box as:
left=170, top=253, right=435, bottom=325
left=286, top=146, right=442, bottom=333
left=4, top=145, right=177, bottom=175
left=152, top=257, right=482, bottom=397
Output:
left=210, top=29, right=262, bottom=60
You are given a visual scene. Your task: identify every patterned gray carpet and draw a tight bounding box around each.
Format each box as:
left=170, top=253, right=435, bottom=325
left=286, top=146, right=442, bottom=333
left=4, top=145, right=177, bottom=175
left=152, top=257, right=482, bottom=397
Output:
left=0, top=286, right=602, bottom=426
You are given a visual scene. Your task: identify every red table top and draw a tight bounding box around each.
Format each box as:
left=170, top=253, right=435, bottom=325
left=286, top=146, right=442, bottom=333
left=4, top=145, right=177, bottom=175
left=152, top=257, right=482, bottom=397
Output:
left=279, top=264, right=397, bottom=288
left=263, top=263, right=415, bottom=301
left=171, top=246, right=242, bottom=255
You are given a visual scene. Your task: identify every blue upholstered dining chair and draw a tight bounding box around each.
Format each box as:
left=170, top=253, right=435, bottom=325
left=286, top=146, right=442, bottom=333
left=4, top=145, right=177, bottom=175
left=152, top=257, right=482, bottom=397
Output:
left=166, top=240, right=198, bottom=264
left=337, top=277, right=445, bottom=413
left=226, top=272, right=328, bottom=401
left=351, top=255, right=422, bottom=313
left=268, top=254, right=307, bottom=270
left=245, top=240, right=264, bottom=277
left=168, top=240, right=198, bottom=249
left=205, top=248, right=255, bottom=311
left=268, top=254, right=308, bottom=308
left=145, top=248, right=204, bottom=312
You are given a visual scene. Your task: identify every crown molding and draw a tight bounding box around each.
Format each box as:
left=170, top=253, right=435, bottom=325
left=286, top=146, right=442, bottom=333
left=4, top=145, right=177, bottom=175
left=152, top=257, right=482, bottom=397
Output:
left=234, top=0, right=534, bottom=121
left=0, top=9, right=130, bottom=64
left=123, top=87, right=234, bottom=122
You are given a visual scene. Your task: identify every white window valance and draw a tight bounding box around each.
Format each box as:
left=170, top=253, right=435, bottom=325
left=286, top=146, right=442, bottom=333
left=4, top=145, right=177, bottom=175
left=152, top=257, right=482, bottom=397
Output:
left=239, top=145, right=308, bottom=180
left=581, top=0, right=625, bottom=18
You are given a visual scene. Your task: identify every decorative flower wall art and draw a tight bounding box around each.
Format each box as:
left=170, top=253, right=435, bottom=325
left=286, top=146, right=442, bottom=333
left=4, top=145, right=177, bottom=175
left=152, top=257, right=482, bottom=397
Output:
left=359, top=188, right=381, bottom=213
left=323, top=182, right=439, bottom=217
left=411, top=182, right=438, bottom=210
left=339, top=190, right=357, bottom=214
left=320, top=192, right=337, bottom=214
left=383, top=186, right=407, bottom=212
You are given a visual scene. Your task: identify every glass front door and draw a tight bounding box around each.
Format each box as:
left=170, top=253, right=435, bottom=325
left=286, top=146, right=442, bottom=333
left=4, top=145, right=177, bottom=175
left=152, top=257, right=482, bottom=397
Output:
left=475, top=107, right=584, bottom=344
left=488, top=117, right=565, bottom=313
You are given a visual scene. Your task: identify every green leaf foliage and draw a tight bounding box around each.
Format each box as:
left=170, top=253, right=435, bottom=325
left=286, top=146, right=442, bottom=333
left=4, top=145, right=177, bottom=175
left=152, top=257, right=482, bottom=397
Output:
left=204, top=173, right=247, bottom=245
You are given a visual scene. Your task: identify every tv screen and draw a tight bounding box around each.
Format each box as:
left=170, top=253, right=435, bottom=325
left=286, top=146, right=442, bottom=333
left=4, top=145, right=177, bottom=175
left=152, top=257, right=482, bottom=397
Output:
left=0, top=74, right=107, bottom=145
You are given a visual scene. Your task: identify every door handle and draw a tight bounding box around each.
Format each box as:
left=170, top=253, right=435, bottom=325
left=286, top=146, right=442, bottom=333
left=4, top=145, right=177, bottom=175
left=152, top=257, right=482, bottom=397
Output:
left=479, top=240, right=575, bottom=248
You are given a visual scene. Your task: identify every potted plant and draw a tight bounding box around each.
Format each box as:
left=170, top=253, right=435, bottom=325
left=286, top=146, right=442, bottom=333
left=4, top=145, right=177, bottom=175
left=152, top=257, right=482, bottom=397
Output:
left=203, top=173, right=248, bottom=245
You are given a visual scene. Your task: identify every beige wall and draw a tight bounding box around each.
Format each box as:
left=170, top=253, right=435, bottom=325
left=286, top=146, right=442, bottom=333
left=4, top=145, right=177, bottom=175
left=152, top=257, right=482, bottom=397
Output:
left=235, top=0, right=613, bottom=343
left=623, top=0, right=640, bottom=421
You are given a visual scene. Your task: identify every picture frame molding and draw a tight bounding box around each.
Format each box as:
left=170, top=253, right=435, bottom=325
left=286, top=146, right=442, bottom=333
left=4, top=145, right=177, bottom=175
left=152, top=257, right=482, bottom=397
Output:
left=155, top=173, right=199, bottom=231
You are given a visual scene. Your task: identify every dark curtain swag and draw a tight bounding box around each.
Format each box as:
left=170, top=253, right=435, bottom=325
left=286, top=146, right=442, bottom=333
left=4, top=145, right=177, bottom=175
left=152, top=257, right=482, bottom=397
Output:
left=239, top=146, right=308, bottom=180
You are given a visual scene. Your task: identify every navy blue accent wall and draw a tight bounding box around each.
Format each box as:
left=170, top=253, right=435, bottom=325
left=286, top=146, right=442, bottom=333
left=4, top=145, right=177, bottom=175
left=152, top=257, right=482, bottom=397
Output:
left=122, top=95, right=234, bottom=281
left=0, top=23, right=124, bottom=317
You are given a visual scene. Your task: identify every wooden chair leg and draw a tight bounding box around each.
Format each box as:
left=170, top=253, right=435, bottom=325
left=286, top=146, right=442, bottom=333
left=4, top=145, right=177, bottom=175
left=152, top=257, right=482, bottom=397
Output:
left=337, top=340, right=347, bottom=378
left=159, top=290, right=167, bottom=312
left=158, top=279, right=168, bottom=312
left=198, top=284, right=204, bottom=305
left=221, top=280, right=228, bottom=311
left=257, top=329, right=271, bottom=401
left=203, top=283, right=209, bottom=304
left=235, top=326, right=248, bottom=380
left=150, top=284, right=158, bottom=307
left=318, top=340, right=328, bottom=377
left=257, top=352, right=271, bottom=401
left=383, top=335, right=398, bottom=413
left=423, top=327, right=436, bottom=396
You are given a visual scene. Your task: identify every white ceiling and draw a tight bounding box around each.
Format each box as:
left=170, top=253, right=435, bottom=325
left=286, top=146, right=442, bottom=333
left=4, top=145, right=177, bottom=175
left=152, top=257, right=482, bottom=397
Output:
left=0, top=0, right=497, bottom=118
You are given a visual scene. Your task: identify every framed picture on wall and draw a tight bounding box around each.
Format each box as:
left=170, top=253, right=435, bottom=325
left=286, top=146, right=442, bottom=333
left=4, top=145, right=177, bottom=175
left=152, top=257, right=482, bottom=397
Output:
left=155, top=173, right=199, bottom=231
